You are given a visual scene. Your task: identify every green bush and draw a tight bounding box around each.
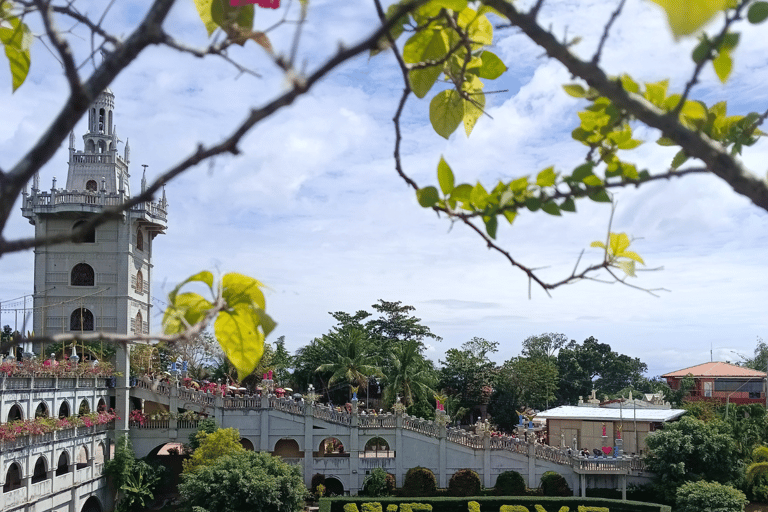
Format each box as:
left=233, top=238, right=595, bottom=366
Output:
left=312, top=474, right=327, bottom=494
left=447, top=469, right=481, bottom=497
left=179, top=451, right=306, bottom=512
left=184, top=418, right=219, bottom=453
left=494, top=471, right=526, bottom=496
left=675, top=481, right=747, bottom=512
left=540, top=471, right=571, bottom=497
left=402, top=467, right=437, bottom=497
left=363, top=468, right=394, bottom=497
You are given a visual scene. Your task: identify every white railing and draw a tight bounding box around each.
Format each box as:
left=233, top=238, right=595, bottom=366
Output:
left=358, top=413, right=396, bottom=428
left=446, top=427, right=483, bottom=449
left=3, top=487, right=25, bottom=507
left=403, top=415, right=439, bottom=437
left=572, top=456, right=639, bottom=472
left=312, top=405, right=352, bottom=425
left=269, top=396, right=304, bottom=415
left=30, top=478, right=52, bottom=498
left=223, top=395, right=261, bottom=409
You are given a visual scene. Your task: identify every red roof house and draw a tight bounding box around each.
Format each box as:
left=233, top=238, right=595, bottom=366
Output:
left=662, top=361, right=767, bottom=405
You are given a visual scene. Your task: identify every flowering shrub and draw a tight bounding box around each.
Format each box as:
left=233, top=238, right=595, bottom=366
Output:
left=129, top=410, right=147, bottom=426
left=0, top=410, right=117, bottom=441
left=0, top=359, right=115, bottom=378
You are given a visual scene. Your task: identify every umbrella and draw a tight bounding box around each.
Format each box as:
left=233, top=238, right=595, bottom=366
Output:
left=283, top=387, right=293, bottom=392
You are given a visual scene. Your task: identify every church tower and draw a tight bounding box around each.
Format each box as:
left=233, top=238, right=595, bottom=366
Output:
left=21, top=88, right=168, bottom=347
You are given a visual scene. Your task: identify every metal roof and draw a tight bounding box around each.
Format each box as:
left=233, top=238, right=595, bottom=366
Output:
left=536, top=405, right=686, bottom=423
left=662, top=361, right=767, bottom=378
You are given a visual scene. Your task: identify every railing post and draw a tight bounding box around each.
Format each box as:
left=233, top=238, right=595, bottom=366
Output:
left=260, top=394, right=270, bottom=452
left=395, top=411, right=404, bottom=487
left=527, top=428, right=536, bottom=489
left=482, top=430, right=491, bottom=489
left=304, top=402, right=314, bottom=488
left=350, top=399, right=360, bottom=494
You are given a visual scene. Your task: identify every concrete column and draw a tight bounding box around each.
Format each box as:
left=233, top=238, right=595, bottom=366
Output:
left=114, top=342, right=130, bottom=435
left=349, top=404, right=360, bottom=494
left=482, top=432, right=491, bottom=488
left=527, top=433, right=536, bottom=489
left=395, top=412, right=404, bottom=487
left=214, top=393, right=224, bottom=424
left=621, top=474, right=627, bottom=500
left=438, top=437, right=447, bottom=488
left=580, top=474, right=586, bottom=497
left=304, top=402, right=314, bottom=487
left=260, top=394, right=270, bottom=451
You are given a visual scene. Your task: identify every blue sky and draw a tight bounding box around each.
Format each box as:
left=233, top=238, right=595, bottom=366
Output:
left=1, top=0, right=766, bottom=378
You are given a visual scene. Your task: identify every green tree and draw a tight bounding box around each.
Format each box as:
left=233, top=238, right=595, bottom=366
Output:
left=438, top=337, right=498, bottom=420
left=645, top=416, right=744, bottom=503
left=384, top=337, right=437, bottom=409
left=182, top=427, right=244, bottom=474
left=521, top=333, right=568, bottom=360
left=497, top=355, right=559, bottom=410
left=675, top=481, right=747, bottom=512
left=315, top=326, right=382, bottom=401
left=178, top=451, right=306, bottom=512
left=740, top=336, right=768, bottom=372
left=555, top=336, right=647, bottom=404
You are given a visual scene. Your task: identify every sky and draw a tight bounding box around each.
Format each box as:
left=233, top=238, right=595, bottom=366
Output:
left=0, top=0, right=766, bottom=379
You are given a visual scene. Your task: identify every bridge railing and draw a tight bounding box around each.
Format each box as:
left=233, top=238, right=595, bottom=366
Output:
left=223, top=395, right=261, bottom=409
left=403, top=415, right=439, bottom=437
left=270, top=396, right=304, bottom=415
left=446, top=427, right=483, bottom=449
left=535, top=444, right=571, bottom=465
left=358, top=413, right=396, bottom=428
left=572, top=455, right=641, bottom=472
left=489, top=435, right=528, bottom=455
left=312, top=404, right=352, bottom=425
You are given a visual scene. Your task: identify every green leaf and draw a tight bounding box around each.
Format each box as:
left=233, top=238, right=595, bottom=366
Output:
left=371, top=3, right=409, bottom=56
left=193, top=0, right=218, bottom=36
left=215, top=304, right=266, bottom=378
left=671, top=149, right=689, bottom=169
left=571, top=162, right=594, bottom=182
left=163, top=293, right=214, bottom=335
left=478, top=51, right=506, bottom=80
left=211, top=0, right=254, bottom=33
left=563, top=84, right=587, bottom=98
left=525, top=197, right=542, bottom=212
left=405, top=29, right=449, bottom=98
left=536, top=166, right=557, bottom=187
left=681, top=101, right=707, bottom=120
left=748, top=1, right=768, bottom=23
left=617, top=139, right=642, bottom=150
left=470, top=182, right=489, bottom=208
left=433, top=0, right=468, bottom=11
left=463, top=92, right=485, bottom=136
left=656, top=136, right=676, bottom=146
left=691, top=39, right=710, bottom=63
left=416, top=186, right=440, bottom=207
left=437, top=157, right=455, bottom=195
left=167, top=270, right=215, bottom=305
left=458, top=9, right=493, bottom=46
left=430, top=89, right=463, bottom=139
left=483, top=215, right=498, bottom=239
left=0, top=14, right=32, bottom=92
left=560, top=198, right=576, bottom=212
left=583, top=175, right=603, bottom=187
left=221, top=272, right=267, bottom=311
left=450, top=183, right=472, bottom=204
left=619, top=74, right=639, bottom=94
left=712, top=48, right=732, bottom=83
left=588, top=189, right=611, bottom=202
left=541, top=201, right=561, bottom=216
left=648, top=0, right=728, bottom=38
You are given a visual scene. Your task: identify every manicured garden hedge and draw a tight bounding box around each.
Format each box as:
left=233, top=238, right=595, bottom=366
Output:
left=319, top=496, right=672, bottom=512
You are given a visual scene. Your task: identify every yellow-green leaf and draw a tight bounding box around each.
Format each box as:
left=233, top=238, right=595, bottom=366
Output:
left=712, top=48, right=732, bottom=83
left=193, top=0, right=218, bottom=36
left=681, top=100, right=707, bottom=120
left=168, top=270, right=215, bottom=304
left=478, top=51, right=506, bottom=80
left=463, top=92, right=485, bottom=137
left=0, top=14, right=32, bottom=92
left=221, top=272, right=267, bottom=310
left=430, top=89, right=463, bottom=139
left=621, top=250, right=646, bottom=265
left=536, top=166, right=556, bottom=187
left=563, top=84, right=587, bottom=98
left=437, top=156, right=455, bottom=195
left=215, top=304, right=266, bottom=378
left=609, top=232, right=631, bottom=255
left=618, top=139, right=643, bottom=150
left=163, top=293, right=214, bottom=334
left=417, top=186, right=440, bottom=207
left=470, top=182, right=489, bottom=209
left=648, top=0, right=728, bottom=38
left=405, top=28, right=449, bottom=98
left=590, top=241, right=606, bottom=249
left=617, top=260, right=637, bottom=277
left=433, top=0, right=468, bottom=11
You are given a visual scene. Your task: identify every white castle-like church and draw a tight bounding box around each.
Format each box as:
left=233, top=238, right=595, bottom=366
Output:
left=22, top=87, right=167, bottom=347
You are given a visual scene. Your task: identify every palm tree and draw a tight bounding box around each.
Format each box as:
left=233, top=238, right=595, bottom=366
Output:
left=315, top=327, right=382, bottom=401
left=383, top=338, right=437, bottom=408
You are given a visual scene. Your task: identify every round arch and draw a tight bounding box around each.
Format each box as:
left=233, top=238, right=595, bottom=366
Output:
left=3, top=462, right=22, bottom=493
left=273, top=438, right=302, bottom=458
left=363, top=436, right=391, bottom=457
left=239, top=438, right=255, bottom=451
left=35, top=401, right=49, bottom=418
left=31, top=456, right=48, bottom=484
left=324, top=477, right=344, bottom=497
left=56, top=451, right=70, bottom=476
left=70, top=308, right=94, bottom=331
left=97, top=398, right=107, bottom=412
left=71, top=263, right=95, bottom=286
left=78, top=399, right=91, bottom=415
left=81, top=495, right=103, bottom=512
left=95, top=442, right=106, bottom=464
left=7, top=403, right=23, bottom=422
left=146, top=442, right=185, bottom=458
left=76, top=445, right=89, bottom=470
left=58, top=400, right=71, bottom=418
left=319, top=437, right=345, bottom=455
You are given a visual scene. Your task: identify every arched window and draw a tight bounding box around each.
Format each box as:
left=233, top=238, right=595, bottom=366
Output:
left=79, top=399, right=90, bottom=415
left=97, top=140, right=106, bottom=153
left=136, top=229, right=144, bottom=251
left=85, top=180, right=98, bottom=192
left=72, top=222, right=95, bottom=244
left=95, top=442, right=106, bottom=464
left=97, top=398, right=106, bottom=412
left=59, top=401, right=70, bottom=418
left=135, top=270, right=144, bottom=294
left=35, top=402, right=49, bottom=418
left=98, top=108, right=105, bottom=133
left=86, top=139, right=95, bottom=152
left=56, top=451, right=70, bottom=476
left=7, top=404, right=23, bottom=422
left=70, top=308, right=94, bottom=331
left=3, top=462, right=22, bottom=493
left=32, top=456, right=48, bottom=484
left=76, top=446, right=89, bottom=470
left=71, top=263, right=94, bottom=285
left=134, top=311, right=143, bottom=334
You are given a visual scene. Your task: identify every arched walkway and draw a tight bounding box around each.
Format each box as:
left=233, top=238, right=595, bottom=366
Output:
left=240, top=438, right=255, bottom=451
left=35, top=401, right=49, bottom=418
left=3, top=462, right=22, bottom=493
left=7, top=403, right=23, bottom=422
left=273, top=438, right=301, bottom=458
left=56, top=451, right=70, bottom=476
left=59, top=400, right=71, bottom=418
left=324, top=477, right=344, bottom=497
left=76, top=446, right=89, bottom=470
left=32, top=456, right=48, bottom=484
left=79, top=399, right=91, bottom=415
left=319, top=437, right=345, bottom=456
left=81, top=495, right=102, bottom=512
left=363, top=436, right=393, bottom=457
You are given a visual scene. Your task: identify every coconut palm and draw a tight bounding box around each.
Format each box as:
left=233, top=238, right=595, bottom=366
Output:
left=315, top=327, right=382, bottom=401
left=383, top=338, right=437, bottom=408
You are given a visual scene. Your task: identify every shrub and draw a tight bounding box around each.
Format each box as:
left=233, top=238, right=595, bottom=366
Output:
left=448, top=469, right=481, bottom=497
left=179, top=451, right=306, bottom=512
left=363, top=468, right=394, bottom=497
left=184, top=418, right=218, bottom=453
left=540, top=471, right=571, bottom=497
left=312, top=474, right=327, bottom=494
left=675, top=481, right=747, bottom=512
left=402, top=466, right=437, bottom=497
left=495, top=470, right=526, bottom=496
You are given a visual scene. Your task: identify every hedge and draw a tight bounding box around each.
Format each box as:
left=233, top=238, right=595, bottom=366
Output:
left=319, top=496, right=672, bottom=512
